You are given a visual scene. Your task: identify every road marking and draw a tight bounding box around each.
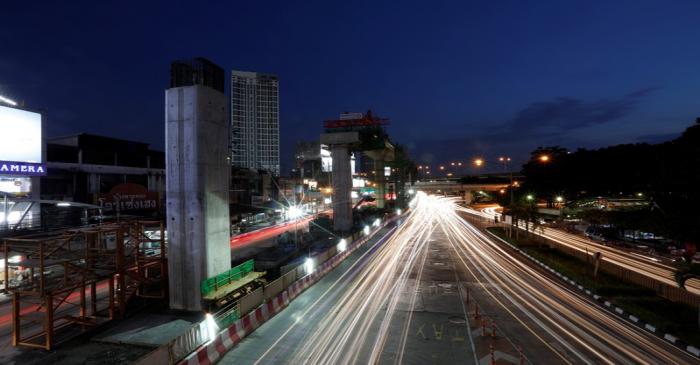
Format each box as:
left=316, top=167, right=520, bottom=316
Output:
left=433, top=323, right=443, bottom=340
left=416, top=323, right=427, bottom=340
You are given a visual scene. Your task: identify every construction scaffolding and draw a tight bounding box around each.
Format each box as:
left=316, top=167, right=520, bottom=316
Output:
left=2, top=219, right=167, bottom=350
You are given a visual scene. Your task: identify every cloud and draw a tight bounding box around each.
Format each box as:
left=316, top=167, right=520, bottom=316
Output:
left=488, top=87, right=657, bottom=139
left=403, top=88, right=659, bottom=166
left=635, top=132, right=679, bottom=144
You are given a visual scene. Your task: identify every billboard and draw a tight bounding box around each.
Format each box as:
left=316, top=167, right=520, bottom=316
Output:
left=0, top=105, right=42, bottom=163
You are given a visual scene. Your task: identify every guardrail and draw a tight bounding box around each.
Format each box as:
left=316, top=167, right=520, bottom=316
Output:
left=136, top=215, right=400, bottom=365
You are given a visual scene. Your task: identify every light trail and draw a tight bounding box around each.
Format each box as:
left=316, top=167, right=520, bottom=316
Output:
left=469, top=205, right=700, bottom=295
left=444, top=198, right=698, bottom=364
left=232, top=194, right=698, bottom=364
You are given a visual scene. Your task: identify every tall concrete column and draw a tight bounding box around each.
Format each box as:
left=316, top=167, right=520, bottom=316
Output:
left=330, top=144, right=352, bottom=231
left=373, top=159, right=385, bottom=209
left=165, top=85, right=231, bottom=311
left=320, top=132, right=359, bottom=233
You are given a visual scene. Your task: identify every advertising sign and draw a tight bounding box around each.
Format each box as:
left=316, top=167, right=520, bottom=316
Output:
left=95, top=183, right=159, bottom=212
left=0, top=161, right=46, bottom=176
left=0, top=105, right=42, bottom=163
left=0, top=105, right=45, bottom=176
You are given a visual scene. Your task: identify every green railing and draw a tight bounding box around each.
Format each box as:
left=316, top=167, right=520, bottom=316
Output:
left=201, top=259, right=255, bottom=296
left=216, top=308, right=240, bottom=329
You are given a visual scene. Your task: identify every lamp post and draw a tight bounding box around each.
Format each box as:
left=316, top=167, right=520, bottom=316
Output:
left=499, top=156, right=514, bottom=206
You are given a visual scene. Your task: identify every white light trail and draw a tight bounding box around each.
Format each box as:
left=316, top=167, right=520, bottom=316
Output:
left=245, top=193, right=697, bottom=365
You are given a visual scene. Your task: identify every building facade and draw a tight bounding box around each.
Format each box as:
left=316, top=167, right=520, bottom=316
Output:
left=231, top=70, right=280, bottom=176
left=43, top=133, right=165, bottom=216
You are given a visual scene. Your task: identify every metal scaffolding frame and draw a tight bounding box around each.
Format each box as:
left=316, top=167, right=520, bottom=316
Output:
left=2, top=219, right=167, bottom=350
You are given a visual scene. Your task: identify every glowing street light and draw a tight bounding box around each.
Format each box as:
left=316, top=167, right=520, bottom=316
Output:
left=287, top=206, right=303, bottom=219
left=526, top=194, right=534, bottom=201
left=338, top=238, right=348, bottom=252
left=304, top=257, right=314, bottom=274
left=555, top=196, right=564, bottom=203
left=539, top=155, right=550, bottom=162
left=474, top=158, right=484, bottom=167
left=204, top=313, right=220, bottom=341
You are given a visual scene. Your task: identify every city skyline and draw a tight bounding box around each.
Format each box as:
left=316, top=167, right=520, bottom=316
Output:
left=2, top=2, right=700, bottom=173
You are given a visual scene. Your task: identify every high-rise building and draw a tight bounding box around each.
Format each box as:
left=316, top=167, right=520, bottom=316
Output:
left=231, top=70, right=280, bottom=175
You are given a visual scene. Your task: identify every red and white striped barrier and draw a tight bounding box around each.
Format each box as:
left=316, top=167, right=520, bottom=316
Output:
left=180, top=226, right=383, bottom=365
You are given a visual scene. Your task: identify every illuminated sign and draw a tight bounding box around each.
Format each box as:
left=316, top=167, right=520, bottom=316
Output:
left=95, top=183, right=159, bottom=212
left=0, top=105, right=42, bottom=163
left=0, top=161, right=46, bottom=176
left=321, top=144, right=332, bottom=172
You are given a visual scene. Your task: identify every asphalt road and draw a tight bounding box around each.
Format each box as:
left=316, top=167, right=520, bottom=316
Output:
left=217, top=194, right=699, bottom=364
left=472, top=205, right=700, bottom=296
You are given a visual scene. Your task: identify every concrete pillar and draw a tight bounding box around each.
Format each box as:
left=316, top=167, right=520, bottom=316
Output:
left=320, top=132, right=359, bottom=233
left=374, top=159, right=385, bottom=209
left=165, top=85, right=231, bottom=311
left=88, top=173, right=99, bottom=194
left=330, top=144, right=352, bottom=232
left=464, top=191, right=473, bottom=203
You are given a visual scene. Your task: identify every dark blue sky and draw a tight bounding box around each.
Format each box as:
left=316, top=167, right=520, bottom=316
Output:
left=2, top=1, right=699, bottom=172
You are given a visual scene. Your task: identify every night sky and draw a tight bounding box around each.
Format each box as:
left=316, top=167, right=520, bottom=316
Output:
left=2, top=1, right=700, bottom=172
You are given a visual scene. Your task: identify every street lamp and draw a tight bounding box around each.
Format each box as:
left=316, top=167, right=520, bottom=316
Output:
left=498, top=156, right=514, bottom=206
left=526, top=194, right=534, bottom=201
left=474, top=158, right=484, bottom=167
left=539, top=155, right=550, bottom=162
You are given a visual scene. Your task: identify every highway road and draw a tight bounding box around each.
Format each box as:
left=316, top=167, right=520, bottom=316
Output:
left=218, top=193, right=698, bottom=364
left=471, top=205, right=700, bottom=296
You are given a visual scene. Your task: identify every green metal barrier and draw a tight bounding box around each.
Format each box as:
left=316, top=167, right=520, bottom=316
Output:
left=216, top=309, right=240, bottom=328
left=201, top=259, right=255, bottom=296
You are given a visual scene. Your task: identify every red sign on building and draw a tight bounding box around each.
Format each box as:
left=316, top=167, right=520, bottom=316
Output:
left=95, top=183, right=160, bottom=212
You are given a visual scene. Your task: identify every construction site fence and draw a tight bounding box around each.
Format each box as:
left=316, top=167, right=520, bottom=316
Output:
left=140, top=221, right=390, bottom=365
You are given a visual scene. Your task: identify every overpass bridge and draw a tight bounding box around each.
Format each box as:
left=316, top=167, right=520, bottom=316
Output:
left=411, top=175, right=519, bottom=203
